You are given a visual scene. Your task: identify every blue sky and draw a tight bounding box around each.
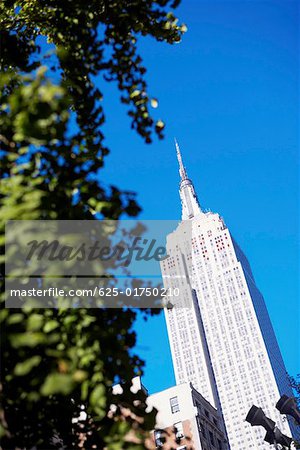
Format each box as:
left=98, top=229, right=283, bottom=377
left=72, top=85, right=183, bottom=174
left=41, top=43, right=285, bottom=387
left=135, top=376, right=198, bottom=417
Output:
left=99, top=0, right=299, bottom=393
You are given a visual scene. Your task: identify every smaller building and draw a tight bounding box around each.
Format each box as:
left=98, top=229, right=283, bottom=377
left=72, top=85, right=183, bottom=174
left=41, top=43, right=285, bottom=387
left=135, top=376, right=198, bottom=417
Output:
left=147, top=382, right=228, bottom=450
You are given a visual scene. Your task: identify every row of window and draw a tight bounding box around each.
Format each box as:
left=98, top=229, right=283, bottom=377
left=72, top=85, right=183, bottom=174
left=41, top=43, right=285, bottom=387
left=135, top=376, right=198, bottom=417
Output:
left=198, top=419, right=223, bottom=449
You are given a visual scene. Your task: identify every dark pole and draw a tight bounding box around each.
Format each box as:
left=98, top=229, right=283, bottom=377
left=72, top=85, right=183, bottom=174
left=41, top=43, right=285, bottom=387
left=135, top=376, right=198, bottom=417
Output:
left=246, top=405, right=293, bottom=449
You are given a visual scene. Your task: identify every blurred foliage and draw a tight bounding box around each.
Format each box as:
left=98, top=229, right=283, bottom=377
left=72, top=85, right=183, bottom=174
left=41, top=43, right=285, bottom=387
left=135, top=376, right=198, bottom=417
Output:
left=290, top=374, right=300, bottom=406
left=0, top=0, right=186, bottom=448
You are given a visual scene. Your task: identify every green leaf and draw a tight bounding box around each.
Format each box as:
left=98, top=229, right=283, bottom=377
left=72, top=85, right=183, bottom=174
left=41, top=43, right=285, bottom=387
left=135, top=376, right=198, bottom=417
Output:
left=40, top=373, right=75, bottom=396
left=0, top=423, right=7, bottom=439
left=150, top=98, right=158, bottom=108
left=43, top=320, right=59, bottom=333
left=73, top=370, right=87, bottom=382
left=7, top=313, right=24, bottom=325
left=130, top=89, right=140, bottom=98
left=27, top=313, right=44, bottom=331
left=82, top=315, right=97, bottom=327
left=81, top=380, right=89, bottom=401
left=14, top=355, right=42, bottom=376
left=10, top=332, right=47, bottom=348
left=90, top=383, right=106, bottom=415
left=155, top=119, right=165, bottom=129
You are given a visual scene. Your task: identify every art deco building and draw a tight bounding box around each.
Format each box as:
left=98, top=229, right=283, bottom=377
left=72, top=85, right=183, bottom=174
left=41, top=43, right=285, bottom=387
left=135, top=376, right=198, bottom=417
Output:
left=160, top=141, right=294, bottom=449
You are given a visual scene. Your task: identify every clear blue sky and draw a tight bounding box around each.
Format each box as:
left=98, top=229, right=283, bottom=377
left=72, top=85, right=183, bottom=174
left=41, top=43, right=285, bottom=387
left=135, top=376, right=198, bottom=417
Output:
left=99, top=0, right=299, bottom=393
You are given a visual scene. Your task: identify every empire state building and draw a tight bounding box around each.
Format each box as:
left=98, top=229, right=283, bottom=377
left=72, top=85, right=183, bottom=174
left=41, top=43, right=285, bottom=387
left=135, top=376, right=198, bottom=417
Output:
left=160, top=141, right=294, bottom=449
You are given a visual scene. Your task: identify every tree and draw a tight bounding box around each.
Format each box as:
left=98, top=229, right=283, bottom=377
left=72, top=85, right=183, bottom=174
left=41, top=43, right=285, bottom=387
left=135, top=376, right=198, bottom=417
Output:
left=284, top=375, right=300, bottom=449
left=0, top=1, right=186, bottom=448
left=290, top=375, right=300, bottom=407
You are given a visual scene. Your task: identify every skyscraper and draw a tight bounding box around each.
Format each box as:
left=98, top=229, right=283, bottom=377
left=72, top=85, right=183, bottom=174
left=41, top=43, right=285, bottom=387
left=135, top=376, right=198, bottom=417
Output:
left=160, top=141, right=294, bottom=449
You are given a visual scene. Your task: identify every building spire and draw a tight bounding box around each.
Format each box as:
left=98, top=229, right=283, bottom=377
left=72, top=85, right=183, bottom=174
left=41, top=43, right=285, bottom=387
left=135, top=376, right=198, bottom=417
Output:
left=175, top=138, right=188, bottom=181
left=174, top=138, right=202, bottom=220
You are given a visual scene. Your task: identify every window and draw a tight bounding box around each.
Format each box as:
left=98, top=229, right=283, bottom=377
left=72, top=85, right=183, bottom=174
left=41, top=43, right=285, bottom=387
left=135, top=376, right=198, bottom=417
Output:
left=217, top=438, right=223, bottom=449
left=174, top=421, right=184, bottom=440
left=209, top=431, right=215, bottom=446
left=200, top=421, right=206, bottom=438
left=154, top=430, right=164, bottom=448
left=170, top=396, right=180, bottom=413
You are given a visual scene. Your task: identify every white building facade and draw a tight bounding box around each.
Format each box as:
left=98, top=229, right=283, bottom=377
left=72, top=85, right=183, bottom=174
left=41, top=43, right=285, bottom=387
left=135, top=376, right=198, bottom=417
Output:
left=161, top=142, right=294, bottom=449
left=147, top=382, right=228, bottom=450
